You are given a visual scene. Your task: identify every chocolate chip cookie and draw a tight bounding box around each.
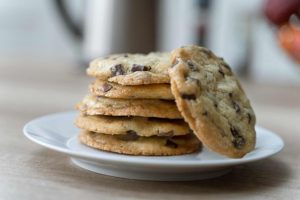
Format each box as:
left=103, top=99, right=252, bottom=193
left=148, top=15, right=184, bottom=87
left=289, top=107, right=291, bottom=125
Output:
left=169, top=45, right=256, bottom=158
left=87, top=52, right=171, bottom=85
left=76, top=95, right=182, bottom=119
left=79, top=130, right=201, bottom=156
left=75, top=114, right=191, bottom=137
left=90, top=80, right=174, bottom=100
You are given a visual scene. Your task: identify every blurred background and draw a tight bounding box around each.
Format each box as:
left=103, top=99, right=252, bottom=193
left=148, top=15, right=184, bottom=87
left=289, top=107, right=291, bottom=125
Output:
left=1, top=0, right=300, bottom=84
left=1, top=0, right=300, bottom=125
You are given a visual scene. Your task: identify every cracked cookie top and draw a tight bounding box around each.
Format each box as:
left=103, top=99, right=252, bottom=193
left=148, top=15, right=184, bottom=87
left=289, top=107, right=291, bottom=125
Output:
left=87, top=52, right=171, bottom=85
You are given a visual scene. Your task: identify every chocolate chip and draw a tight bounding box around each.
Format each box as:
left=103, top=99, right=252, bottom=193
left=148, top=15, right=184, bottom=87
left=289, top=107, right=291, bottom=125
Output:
left=119, top=130, right=139, bottom=141
left=230, top=127, right=245, bottom=149
left=186, top=60, right=198, bottom=71
left=158, top=131, right=174, bottom=137
left=124, top=54, right=128, bottom=57
left=171, top=58, right=179, bottom=68
left=187, top=60, right=194, bottom=67
left=131, top=64, right=151, bottom=72
left=202, top=111, right=208, bottom=116
left=247, top=113, right=252, bottom=124
left=165, top=139, right=178, bottom=148
left=101, top=83, right=113, bottom=92
left=214, top=102, right=218, bottom=108
left=229, top=93, right=233, bottom=98
left=181, top=93, right=196, bottom=100
left=111, top=64, right=124, bottom=76
left=233, top=102, right=240, bottom=113
left=230, top=127, right=239, bottom=137
left=232, top=136, right=245, bottom=149
left=202, top=48, right=213, bottom=56
left=218, top=69, right=225, bottom=77
left=126, top=130, right=138, bottom=135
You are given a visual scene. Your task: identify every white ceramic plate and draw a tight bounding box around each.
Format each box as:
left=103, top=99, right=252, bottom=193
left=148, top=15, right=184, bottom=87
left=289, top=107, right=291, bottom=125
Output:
left=23, top=111, right=284, bottom=181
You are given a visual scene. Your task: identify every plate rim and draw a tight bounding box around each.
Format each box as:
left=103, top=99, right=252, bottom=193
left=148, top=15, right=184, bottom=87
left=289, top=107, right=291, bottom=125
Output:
left=23, top=111, right=285, bottom=168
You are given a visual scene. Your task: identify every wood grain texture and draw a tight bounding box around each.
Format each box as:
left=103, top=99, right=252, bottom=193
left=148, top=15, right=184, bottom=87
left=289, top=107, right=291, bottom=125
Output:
left=0, top=57, right=299, bottom=200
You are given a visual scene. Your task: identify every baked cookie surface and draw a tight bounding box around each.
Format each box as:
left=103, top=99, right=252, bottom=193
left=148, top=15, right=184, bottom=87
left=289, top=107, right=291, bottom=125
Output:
left=75, top=114, right=190, bottom=137
left=87, top=52, right=170, bottom=85
left=169, top=45, right=256, bottom=158
left=79, top=130, right=201, bottom=156
left=90, top=80, right=174, bottom=100
left=76, top=95, right=182, bottom=119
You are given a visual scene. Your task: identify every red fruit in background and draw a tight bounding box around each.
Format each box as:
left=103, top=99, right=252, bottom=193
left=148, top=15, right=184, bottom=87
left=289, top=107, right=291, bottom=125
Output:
left=278, top=23, right=300, bottom=62
left=264, top=0, right=300, bottom=26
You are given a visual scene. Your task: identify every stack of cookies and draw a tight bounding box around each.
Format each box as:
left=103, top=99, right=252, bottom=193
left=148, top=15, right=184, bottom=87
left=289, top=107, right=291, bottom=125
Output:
left=75, top=45, right=256, bottom=158
left=75, top=52, right=202, bottom=156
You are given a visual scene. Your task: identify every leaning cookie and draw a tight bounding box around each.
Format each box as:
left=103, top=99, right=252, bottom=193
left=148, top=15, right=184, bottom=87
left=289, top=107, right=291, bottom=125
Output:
left=75, top=114, right=191, bottom=137
left=76, top=95, right=182, bottom=119
left=87, top=52, right=170, bottom=85
left=90, top=80, right=174, bottom=100
left=79, top=131, right=201, bottom=156
left=169, top=45, right=256, bottom=158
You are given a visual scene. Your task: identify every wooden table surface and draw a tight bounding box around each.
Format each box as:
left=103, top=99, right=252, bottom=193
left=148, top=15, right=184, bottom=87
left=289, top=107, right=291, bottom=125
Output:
left=0, top=57, right=299, bottom=200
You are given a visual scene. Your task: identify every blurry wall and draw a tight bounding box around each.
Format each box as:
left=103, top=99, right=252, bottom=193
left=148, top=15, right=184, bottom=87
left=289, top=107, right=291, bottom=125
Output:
left=0, top=0, right=77, bottom=60
left=157, top=0, right=200, bottom=51
left=0, top=0, right=299, bottom=85
left=208, top=0, right=300, bottom=84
